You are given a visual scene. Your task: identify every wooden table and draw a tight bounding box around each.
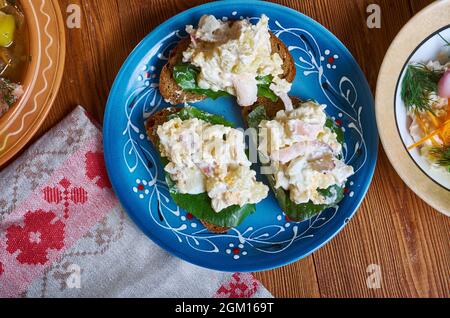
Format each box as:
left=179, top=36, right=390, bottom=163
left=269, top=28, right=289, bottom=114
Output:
left=33, top=0, right=449, bottom=297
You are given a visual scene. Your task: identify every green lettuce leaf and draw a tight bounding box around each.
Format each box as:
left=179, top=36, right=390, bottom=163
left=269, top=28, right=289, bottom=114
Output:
left=325, top=118, right=344, bottom=144
left=173, top=63, right=278, bottom=102
left=247, top=104, right=269, bottom=129
left=256, top=75, right=279, bottom=102
left=173, top=64, right=231, bottom=99
left=158, top=106, right=256, bottom=228
left=268, top=177, right=344, bottom=221
left=247, top=104, right=347, bottom=222
left=170, top=106, right=234, bottom=127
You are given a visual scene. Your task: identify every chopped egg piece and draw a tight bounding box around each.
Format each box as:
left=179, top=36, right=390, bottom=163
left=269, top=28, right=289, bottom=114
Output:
left=157, top=117, right=268, bottom=212
left=183, top=14, right=291, bottom=106
left=258, top=101, right=354, bottom=205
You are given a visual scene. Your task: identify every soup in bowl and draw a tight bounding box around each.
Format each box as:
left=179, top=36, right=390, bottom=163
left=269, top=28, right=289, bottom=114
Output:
left=0, top=0, right=65, bottom=166
left=0, top=0, right=28, bottom=117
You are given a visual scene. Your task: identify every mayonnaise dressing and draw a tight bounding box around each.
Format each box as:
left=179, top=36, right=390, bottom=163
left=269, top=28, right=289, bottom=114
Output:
left=157, top=117, right=268, bottom=212
left=258, top=101, right=354, bottom=205
left=183, top=14, right=292, bottom=107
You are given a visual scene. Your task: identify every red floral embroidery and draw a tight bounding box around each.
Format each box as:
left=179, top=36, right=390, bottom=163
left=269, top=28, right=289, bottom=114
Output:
left=85, top=151, right=112, bottom=189
left=214, top=273, right=259, bottom=298
left=0, top=262, right=3, bottom=276
left=43, top=186, right=62, bottom=204
left=43, top=178, right=88, bottom=219
left=6, top=210, right=65, bottom=265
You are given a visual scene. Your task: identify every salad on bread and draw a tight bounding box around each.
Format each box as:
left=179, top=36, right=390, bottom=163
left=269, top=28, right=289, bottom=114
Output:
left=147, top=106, right=268, bottom=233
left=245, top=97, right=354, bottom=221
left=160, top=14, right=296, bottom=108
left=152, top=14, right=355, bottom=231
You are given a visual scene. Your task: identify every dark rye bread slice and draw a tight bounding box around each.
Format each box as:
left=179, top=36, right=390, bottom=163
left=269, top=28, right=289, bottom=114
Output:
left=145, top=108, right=230, bottom=234
left=159, top=32, right=296, bottom=105
left=159, top=38, right=208, bottom=105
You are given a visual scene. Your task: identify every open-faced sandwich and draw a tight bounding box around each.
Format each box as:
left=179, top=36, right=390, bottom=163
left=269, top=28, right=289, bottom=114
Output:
left=401, top=44, right=450, bottom=173
left=154, top=14, right=354, bottom=225
left=146, top=106, right=269, bottom=233
left=243, top=97, right=354, bottom=221
left=160, top=14, right=296, bottom=107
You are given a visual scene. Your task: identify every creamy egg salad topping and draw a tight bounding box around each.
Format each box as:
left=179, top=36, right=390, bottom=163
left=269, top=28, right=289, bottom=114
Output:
left=408, top=61, right=450, bottom=172
left=183, top=14, right=292, bottom=107
left=157, top=117, right=268, bottom=212
left=258, top=101, right=354, bottom=205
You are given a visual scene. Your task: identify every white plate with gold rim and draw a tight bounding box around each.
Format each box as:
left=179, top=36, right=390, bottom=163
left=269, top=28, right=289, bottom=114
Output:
left=376, top=0, right=450, bottom=216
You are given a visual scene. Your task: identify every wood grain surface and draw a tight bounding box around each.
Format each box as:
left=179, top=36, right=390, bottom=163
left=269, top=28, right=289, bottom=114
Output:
left=24, top=0, right=450, bottom=297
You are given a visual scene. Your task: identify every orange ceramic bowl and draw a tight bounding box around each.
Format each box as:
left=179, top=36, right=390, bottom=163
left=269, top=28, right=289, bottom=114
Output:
left=0, top=0, right=66, bottom=167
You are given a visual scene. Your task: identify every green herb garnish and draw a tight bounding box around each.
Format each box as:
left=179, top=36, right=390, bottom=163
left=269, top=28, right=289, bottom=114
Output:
left=430, top=146, right=450, bottom=172
left=401, top=64, right=443, bottom=112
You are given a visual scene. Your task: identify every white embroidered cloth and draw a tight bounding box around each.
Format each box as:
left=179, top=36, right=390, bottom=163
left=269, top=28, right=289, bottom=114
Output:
left=0, top=106, right=272, bottom=298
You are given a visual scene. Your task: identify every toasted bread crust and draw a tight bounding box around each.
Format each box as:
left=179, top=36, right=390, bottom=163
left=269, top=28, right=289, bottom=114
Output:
left=145, top=108, right=231, bottom=234
left=145, top=107, right=180, bottom=145
left=200, top=220, right=230, bottom=234
left=159, top=31, right=296, bottom=105
left=159, top=38, right=208, bottom=105
left=269, top=33, right=296, bottom=83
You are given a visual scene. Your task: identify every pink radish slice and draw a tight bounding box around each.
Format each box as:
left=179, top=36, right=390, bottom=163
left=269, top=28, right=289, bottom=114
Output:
left=190, top=34, right=197, bottom=45
left=438, top=70, right=450, bottom=98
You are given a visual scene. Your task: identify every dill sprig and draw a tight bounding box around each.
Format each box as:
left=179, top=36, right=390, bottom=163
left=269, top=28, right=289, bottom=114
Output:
left=430, top=146, right=450, bottom=172
left=401, top=64, right=443, bottom=113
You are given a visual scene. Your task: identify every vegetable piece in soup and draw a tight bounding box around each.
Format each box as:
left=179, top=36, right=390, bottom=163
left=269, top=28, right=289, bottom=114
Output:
left=0, top=1, right=28, bottom=116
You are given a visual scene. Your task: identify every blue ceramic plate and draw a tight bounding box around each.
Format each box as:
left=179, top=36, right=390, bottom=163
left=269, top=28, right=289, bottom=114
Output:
left=104, top=0, right=378, bottom=272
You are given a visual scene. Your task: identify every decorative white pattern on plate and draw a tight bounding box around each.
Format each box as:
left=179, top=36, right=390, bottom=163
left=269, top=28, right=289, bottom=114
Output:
left=120, top=16, right=366, bottom=257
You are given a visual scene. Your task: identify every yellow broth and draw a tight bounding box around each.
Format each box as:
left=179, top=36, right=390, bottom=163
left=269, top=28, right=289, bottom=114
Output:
left=0, top=0, right=29, bottom=84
